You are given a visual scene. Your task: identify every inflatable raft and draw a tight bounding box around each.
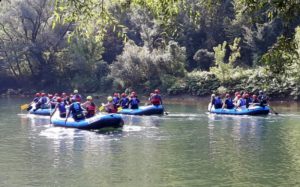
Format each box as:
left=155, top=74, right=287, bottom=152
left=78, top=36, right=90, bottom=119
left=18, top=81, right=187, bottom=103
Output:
left=209, top=105, right=270, bottom=115
left=29, top=108, right=52, bottom=116
left=51, top=111, right=124, bottom=130
left=119, top=105, right=164, bottom=115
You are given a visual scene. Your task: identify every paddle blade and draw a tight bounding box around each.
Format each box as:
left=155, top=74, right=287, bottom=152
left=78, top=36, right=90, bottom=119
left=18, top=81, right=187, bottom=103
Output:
left=99, top=106, right=104, bottom=112
left=117, top=107, right=122, bottom=112
left=20, top=104, right=29, bottom=110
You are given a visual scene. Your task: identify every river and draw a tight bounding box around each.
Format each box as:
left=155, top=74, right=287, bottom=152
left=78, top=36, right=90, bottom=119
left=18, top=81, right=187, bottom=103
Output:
left=1, top=97, right=300, bottom=186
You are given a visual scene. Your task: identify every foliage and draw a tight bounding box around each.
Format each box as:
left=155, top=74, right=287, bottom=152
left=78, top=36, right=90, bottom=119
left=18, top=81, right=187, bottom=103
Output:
left=110, top=40, right=186, bottom=92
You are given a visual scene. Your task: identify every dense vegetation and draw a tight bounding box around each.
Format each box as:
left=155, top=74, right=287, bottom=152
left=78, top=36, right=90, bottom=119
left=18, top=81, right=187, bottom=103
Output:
left=0, top=0, right=299, bottom=99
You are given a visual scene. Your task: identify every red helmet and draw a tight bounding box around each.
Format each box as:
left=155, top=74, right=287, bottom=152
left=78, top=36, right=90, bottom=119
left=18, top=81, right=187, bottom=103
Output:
left=154, top=89, right=160, bottom=94
left=225, top=93, right=230, bottom=98
left=253, top=94, right=257, bottom=98
left=114, top=93, right=118, bottom=97
left=49, top=94, right=53, bottom=99
left=121, top=93, right=126, bottom=97
left=35, top=93, right=40, bottom=97
left=41, top=93, right=46, bottom=96
left=57, top=97, right=62, bottom=102
left=235, top=91, right=240, bottom=96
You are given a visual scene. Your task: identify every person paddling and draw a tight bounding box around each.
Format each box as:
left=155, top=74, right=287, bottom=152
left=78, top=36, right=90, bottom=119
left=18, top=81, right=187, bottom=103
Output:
left=82, top=96, right=96, bottom=118
left=150, top=89, right=163, bottom=106
left=128, top=92, right=140, bottom=109
left=119, top=93, right=129, bottom=109
left=223, top=94, right=234, bottom=109
left=66, top=99, right=85, bottom=122
left=51, top=97, right=67, bottom=119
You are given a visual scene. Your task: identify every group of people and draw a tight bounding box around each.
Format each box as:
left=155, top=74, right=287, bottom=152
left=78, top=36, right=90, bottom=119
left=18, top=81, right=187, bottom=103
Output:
left=102, top=89, right=163, bottom=113
left=29, top=89, right=163, bottom=121
left=210, top=90, right=268, bottom=110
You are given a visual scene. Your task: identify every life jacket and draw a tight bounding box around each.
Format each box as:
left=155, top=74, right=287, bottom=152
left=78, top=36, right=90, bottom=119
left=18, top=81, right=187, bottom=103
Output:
left=113, top=97, right=120, bottom=105
left=225, top=98, right=234, bottom=109
left=151, top=94, right=161, bottom=105
left=72, top=94, right=82, bottom=102
left=239, top=98, right=246, bottom=107
left=214, top=97, right=223, bottom=109
left=58, top=102, right=66, bottom=114
left=71, top=102, right=84, bottom=120
left=40, top=96, right=48, bottom=104
left=86, top=103, right=96, bottom=115
left=120, top=98, right=129, bottom=108
left=130, top=97, right=139, bottom=106
left=130, top=97, right=139, bottom=109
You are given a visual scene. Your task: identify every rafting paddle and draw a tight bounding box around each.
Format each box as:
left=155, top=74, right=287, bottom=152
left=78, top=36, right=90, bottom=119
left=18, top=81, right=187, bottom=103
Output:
left=269, top=105, right=279, bottom=115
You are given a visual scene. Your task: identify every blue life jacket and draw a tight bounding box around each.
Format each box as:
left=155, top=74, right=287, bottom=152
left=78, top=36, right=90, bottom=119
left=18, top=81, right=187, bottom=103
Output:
left=113, top=97, right=120, bottom=105
left=225, top=98, right=234, bottom=109
left=41, top=97, right=48, bottom=104
left=71, top=102, right=82, bottom=114
left=58, top=102, right=66, bottom=114
left=120, top=98, right=129, bottom=108
left=239, top=98, right=246, bottom=107
left=131, top=98, right=139, bottom=105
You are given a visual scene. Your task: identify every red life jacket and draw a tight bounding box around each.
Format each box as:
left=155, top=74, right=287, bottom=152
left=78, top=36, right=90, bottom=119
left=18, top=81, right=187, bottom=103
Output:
left=151, top=94, right=161, bottom=105
left=87, top=103, right=96, bottom=115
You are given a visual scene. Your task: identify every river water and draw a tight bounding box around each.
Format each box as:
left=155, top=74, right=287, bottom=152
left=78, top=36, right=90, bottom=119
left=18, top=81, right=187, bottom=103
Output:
left=1, top=97, right=300, bottom=187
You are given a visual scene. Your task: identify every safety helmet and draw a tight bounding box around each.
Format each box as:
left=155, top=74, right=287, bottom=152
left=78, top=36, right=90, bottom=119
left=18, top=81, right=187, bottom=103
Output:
left=57, top=97, right=62, bottom=102
left=113, top=93, right=118, bottom=97
left=121, top=93, right=126, bottom=97
left=41, top=93, right=46, bottom=96
left=35, top=93, right=40, bottom=97
left=107, top=96, right=113, bottom=101
left=49, top=94, right=53, bottom=99
left=86, top=96, right=92, bottom=100
left=154, top=89, right=160, bottom=94
left=74, top=89, right=78, bottom=94
left=235, top=91, right=240, bottom=96
left=253, top=94, right=257, bottom=98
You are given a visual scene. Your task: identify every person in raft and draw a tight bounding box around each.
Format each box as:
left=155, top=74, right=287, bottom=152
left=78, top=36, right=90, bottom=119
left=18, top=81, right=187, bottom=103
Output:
left=52, top=97, right=67, bottom=118
left=236, top=94, right=247, bottom=109
left=27, top=93, right=41, bottom=111
left=210, top=94, right=223, bottom=110
left=104, top=96, right=117, bottom=113
left=222, top=94, right=235, bottom=109
left=34, top=93, right=50, bottom=111
left=251, top=94, right=260, bottom=104
left=258, top=90, right=268, bottom=107
left=66, top=98, right=85, bottom=121
left=128, top=92, right=140, bottom=109
left=72, top=89, right=82, bottom=103
left=150, top=89, right=163, bottom=106
left=81, top=96, right=96, bottom=118
left=119, top=93, right=129, bottom=109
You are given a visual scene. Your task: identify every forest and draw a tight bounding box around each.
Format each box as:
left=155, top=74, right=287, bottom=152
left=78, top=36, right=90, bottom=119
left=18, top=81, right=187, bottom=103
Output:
left=0, top=0, right=299, bottom=99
